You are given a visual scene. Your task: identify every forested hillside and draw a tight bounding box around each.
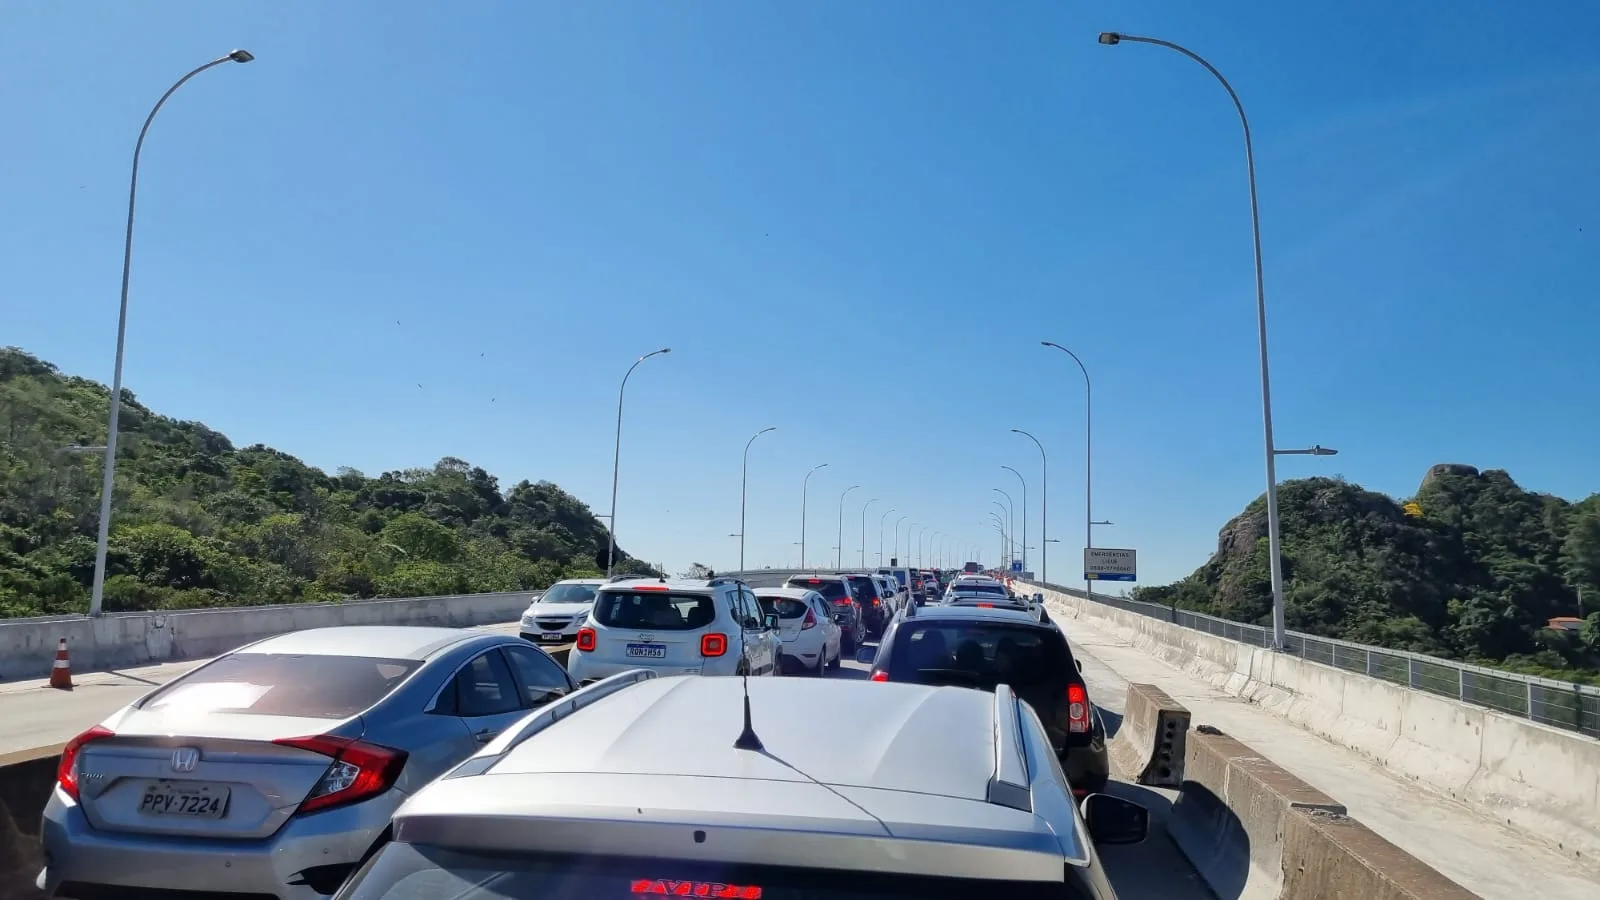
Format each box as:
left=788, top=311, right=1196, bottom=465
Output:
left=1135, top=468, right=1600, bottom=682
left=0, top=347, right=656, bottom=618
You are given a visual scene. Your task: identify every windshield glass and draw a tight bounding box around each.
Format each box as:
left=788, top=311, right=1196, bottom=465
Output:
left=887, top=623, right=1069, bottom=690
left=141, top=653, right=420, bottom=719
left=950, top=583, right=1005, bottom=595
left=757, top=595, right=811, bottom=619
left=846, top=576, right=879, bottom=600
left=540, top=583, right=599, bottom=604
left=338, top=845, right=1093, bottom=900
left=593, top=591, right=716, bottom=630
left=785, top=578, right=848, bottom=602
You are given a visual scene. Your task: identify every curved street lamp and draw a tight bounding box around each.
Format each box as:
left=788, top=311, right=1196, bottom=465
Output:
left=606, top=348, right=671, bottom=576
left=1040, top=341, right=1095, bottom=595
left=799, top=463, right=829, bottom=568
left=738, top=426, right=776, bottom=571
left=1002, top=465, right=1027, bottom=574
left=893, top=515, right=910, bottom=564
left=1012, top=428, right=1048, bottom=583
left=877, top=507, right=897, bottom=565
left=834, top=485, right=860, bottom=569
left=858, top=498, right=880, bottom=568
left=89, top=49, right=256, bottom=618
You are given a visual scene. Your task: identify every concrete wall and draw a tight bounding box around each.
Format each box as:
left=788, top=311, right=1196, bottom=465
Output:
left=1028, top=581, right=1600, bottom=864
left=0, top=591, right=536, bottom=682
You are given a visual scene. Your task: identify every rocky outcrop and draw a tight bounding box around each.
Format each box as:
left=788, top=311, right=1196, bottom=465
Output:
left=1420, top=464, right=1479, bottom=493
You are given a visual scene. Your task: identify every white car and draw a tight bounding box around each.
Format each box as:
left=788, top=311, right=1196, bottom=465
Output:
left=754, top=586, right=841, bottom=675
left=518, top=578, right=605, bottom=644
left=567, top=576, right=783, bottom=682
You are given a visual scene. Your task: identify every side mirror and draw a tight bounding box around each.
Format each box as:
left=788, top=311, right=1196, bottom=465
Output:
left=855, top=647, right=877, bottom=665
left=1080, top=794, right=1149, bottom=845
left=763, top=613, right=780, bottom=631
left=1075, top=659, right=1083, bottom=673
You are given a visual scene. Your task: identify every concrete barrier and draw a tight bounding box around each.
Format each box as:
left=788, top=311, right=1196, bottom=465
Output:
left=1107, top=682, right=1191, bottom=788
left=1282, top=807, right=1480, bottom=899
left=1028, top=581, right=1600, bottom=863
left=0, top=591, right=536, bottom=682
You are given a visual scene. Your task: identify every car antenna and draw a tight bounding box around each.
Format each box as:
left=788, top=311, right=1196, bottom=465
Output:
left=730, top=578, right=765, bottom=752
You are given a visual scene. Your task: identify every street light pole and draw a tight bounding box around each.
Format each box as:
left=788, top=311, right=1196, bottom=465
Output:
left=1002, top=465, right=1027, bottom=574
left=858, top=498, right=879, bottom=568
left=878, top=507, right=896, bottom=564
left=992, top=489, right=1015, bottom=568
left=893, top=515, right=909, bottom=564
left=911, top=524, right=925, bottom=568
left=738, top=426, right=776, bottom=571
left=1040, top=342, right=1093, bottom=597
left=607, top=348, right=672, bottom=577
left=800, top=463, right=829, bottom=569
left=835, top=485, right=860, bottom=569
left=89, top=49, right=256, bottom=618
left=1012, top=429, right=1048, bottom=584
left=1098, top=32, right=1287, bottom=648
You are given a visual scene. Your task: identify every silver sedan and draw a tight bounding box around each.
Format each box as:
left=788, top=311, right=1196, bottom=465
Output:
left=38, top=625, right=575, bottom=899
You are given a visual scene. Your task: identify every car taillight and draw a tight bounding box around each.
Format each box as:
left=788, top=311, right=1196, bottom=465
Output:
left=871, top=598, right=880, bottom=606
left=1067, top=683, right=1090, bottom=734
left=977, top=602, right=994, bottom=608
left=576, top=628, right=596, bottom=651
left=801, top=609, right=817, bottom=630
left=870, top=670, right=889, bottom=682
left=701, top=633, right=728, bottom=657
left=273, top=735, right=408, bottom=815
left=57, top=724, right=116, bottom=801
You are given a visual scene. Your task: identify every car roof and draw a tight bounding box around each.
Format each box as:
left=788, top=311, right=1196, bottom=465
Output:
left=395, top=675, right=1088, bottom=879
left=752, top=586, right=819, bottom=600
left=551, top=578, right=607, bottom=586
left=911, top=605, right=1042, bottom=626
left=784, top=572, right=846, bottom=582
left=241, top=625, right=484, bottom=660
left=600, top=577, right=728, bottom=593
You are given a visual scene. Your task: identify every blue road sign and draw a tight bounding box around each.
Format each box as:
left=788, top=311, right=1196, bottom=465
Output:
left=1010, top=560, right=1023, bottom=573
left=1085, top=572, right=1137, bottom=582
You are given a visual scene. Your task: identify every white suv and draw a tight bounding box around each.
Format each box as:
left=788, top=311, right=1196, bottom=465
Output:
left=566, top=576, right=784, bottom=682
left=518, top=578, right=605, bottom=643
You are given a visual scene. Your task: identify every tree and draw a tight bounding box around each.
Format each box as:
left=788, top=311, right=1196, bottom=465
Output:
left=680, top=562, right=714, bottom=580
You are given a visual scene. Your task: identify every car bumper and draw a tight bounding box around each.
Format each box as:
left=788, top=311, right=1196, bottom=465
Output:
left=38, top=785, right=401, bottom=899
left=566, top=653, right=708, bottom=682
left=519, top=619, right=581, bottom=642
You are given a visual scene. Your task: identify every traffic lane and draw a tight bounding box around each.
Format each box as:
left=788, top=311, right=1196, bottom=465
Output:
left=841, top=644, right=1214, bottom=899
left=0, top=622, right=531, bottom=762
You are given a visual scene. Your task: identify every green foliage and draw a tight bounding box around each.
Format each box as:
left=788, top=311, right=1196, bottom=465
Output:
left=0, top=347, right=658, bottom=617
left=1133, top=472, right=1600, bottom=682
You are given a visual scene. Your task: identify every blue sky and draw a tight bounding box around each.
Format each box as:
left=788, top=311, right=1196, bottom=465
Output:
left=3, top=1, right=1597, bottom=585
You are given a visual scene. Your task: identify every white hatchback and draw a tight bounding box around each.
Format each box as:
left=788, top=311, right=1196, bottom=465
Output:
left=518, top=578, right=605, bottom=644
left=567, top=576, right=783, bottom=682
left=754, top=586, right=841, bottom=675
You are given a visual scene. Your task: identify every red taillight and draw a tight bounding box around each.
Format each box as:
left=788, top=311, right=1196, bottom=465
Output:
left=273, top=735, right=408, bottom=815
left=1067, top=683, right=1090, bottom=734
left=871, top=598, right=880, bottom=606
left=801, top=609, right=817, bottom=630
left=576, top=627, right=597, bottom=651
left=57, top=725, right=115, bottom=801
left=806, top=579, right=822, bottom=584
left=701, top=633, right=728, bottom=657
left=870, top=670, right=888, bottom=682
left=633, top=585, right=667, bottom=591
left=977, top=602, right=994, bottom=608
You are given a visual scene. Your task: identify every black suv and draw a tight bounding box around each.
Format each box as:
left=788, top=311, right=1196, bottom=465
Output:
left=860, top=604, right=1110, bottom=795
left=841, top=573, right=888, bottom=637
left=782, top=573, right=864, bottom=652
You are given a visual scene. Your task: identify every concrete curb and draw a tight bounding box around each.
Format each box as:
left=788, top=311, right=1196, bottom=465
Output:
left=1282, top=807, right=1480, bottom=899
left=1107, top=682, right=1190, bottom=788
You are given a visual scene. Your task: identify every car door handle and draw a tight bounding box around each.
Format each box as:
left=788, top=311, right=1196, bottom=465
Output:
left=474, top=728, right=499, bottom=743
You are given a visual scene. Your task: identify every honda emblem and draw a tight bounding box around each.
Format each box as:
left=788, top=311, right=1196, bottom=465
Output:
left=170, top=747, right=199, bottom=773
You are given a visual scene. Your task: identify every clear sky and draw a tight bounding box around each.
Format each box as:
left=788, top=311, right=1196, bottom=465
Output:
left=3, top=1, right=1597, bottom=585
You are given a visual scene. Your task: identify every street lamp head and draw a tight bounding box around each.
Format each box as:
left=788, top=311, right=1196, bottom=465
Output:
left=1311, top=445, right=1339, bottom=456
left=659, top=347, right=672, bottom=354
left=758, top=426, right=776, bottom=435
left=228, top=50, right=255, bottom=63
left=1098, top=32, right=1122, bottom=46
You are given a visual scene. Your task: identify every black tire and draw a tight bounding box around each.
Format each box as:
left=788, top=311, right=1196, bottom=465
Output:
left=828, top=646, right=841, bottom=670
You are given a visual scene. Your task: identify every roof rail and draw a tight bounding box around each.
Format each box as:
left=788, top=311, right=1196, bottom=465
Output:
left=986, top=684, right=1032, bottom=813
left=443, top=668, right=658, bottom=779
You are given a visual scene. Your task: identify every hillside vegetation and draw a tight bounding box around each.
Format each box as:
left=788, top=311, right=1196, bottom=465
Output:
left=1135, top=468, right=1600, bottom=682
left=0, top=347, right=657, bottom=618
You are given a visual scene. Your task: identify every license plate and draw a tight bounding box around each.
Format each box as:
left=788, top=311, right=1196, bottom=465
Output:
left=138, top=781, right=229, bottom=819
left=540, top=631, right=566, bottom=641
left=625, top=643, right=667, bottom=659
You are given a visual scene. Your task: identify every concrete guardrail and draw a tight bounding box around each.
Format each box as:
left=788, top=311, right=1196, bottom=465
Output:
left=1106, top=682, right=1190, bottom=789
left=1025, top=580, right=1600, bottom=865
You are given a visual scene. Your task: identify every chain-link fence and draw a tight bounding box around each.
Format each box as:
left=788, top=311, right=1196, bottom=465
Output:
left=1032, top=581, right=1600, bottom=740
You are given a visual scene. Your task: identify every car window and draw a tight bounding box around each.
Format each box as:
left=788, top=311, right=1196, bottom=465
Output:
left=888, top=623, right=1070, bottom=690
left=758, top=595, right=810, bottom=618
left=540, top=583, right=598, bottom=604
left=784, top=578, right=848, bottom=602
left=500, top=645, right=572, bottom=707
left=594, top=590, right=717, bottom=630
left=449, top=650, right=523, bottom=718
left=846, top=576, right=879, bottom=600
left=139, top=653, right=420, bottom=720
left=738, top=589, right=764, bottom=629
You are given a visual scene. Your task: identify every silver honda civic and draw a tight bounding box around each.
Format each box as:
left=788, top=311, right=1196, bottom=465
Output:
left=38, top=625, right=574, bottom=899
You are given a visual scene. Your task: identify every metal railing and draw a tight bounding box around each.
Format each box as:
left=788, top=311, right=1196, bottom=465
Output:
left=1028, top=580, right=1600, bottom=740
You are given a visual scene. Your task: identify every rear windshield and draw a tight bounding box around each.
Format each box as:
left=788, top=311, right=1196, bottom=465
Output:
left=887, top=622, right=1071, bottom=690
left=541, top=583, right=599, bottom=604
left=593, top=591, right=717, bottom=630
left=878, top=570, right=909, bottom=587
left=846, top=576, right=880, bottom=600
left=950, top=583, right=1005, bottom=595
left=758, top=595, right=811, bottom=619
left=338, top=845, right=1094, bottom=900
left=785, top=578, right=848, bottom=602
left=140, top=653, right=420, bottom=720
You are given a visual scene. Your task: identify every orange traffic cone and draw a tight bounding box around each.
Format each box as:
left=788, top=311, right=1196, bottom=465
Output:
left=50, top=637, right=73, bottom=690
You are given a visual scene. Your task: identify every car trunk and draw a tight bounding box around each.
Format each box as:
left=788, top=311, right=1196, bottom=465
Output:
left=77, top=709, right=360, bottom=840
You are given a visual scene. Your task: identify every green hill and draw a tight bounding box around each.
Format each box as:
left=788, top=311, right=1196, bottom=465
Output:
left=1134, top=467, right=1600, bottom=683
left=0, top=347, right=657, bottom=618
